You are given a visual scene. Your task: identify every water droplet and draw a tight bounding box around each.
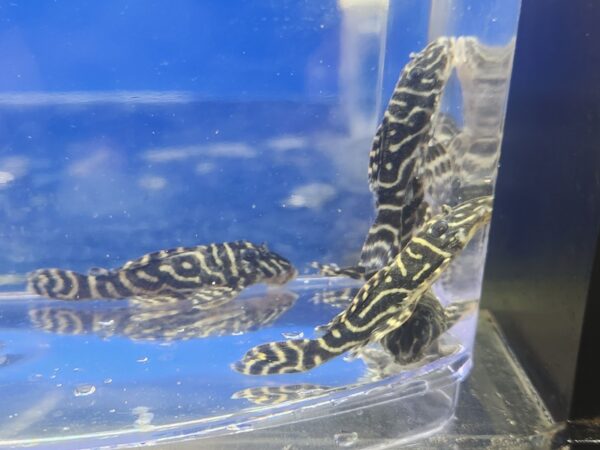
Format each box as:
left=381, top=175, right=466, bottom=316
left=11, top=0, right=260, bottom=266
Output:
left=62, top=426, right=70, bottom=431
left=136, top=356, right=149, bottom=363
left=282, top=331, right=304, bottom=339
left=109, top=409, right=116, bottom=413
left=74, top=384, right=96, bottom=397
left=334, top=431, right=358, bottom=447
left=104, top=378, right=113, bottom=384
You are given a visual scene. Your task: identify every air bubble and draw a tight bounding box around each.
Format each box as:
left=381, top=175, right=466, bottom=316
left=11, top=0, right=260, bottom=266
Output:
left=334, top=431, right=358, bottom=447
left=136, top=356, right=149, bottom=363
left=104, top=378, right=113, bottom=384
left=282, top=331, right=304, bottom=339
left=73, top=384, right=96, bottom=397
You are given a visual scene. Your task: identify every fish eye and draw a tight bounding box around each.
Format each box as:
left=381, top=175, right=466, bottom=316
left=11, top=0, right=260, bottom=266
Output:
left=430, top=220, right=449, bottom=237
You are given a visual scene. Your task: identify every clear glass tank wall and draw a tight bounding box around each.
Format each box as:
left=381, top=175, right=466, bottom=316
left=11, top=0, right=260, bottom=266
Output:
left=0, top=0, right=520, bottom=448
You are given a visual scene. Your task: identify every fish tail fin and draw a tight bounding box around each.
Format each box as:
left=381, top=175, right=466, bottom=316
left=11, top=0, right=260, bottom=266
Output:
left=27, top=268, right=106, bottom=300
left=232, top=337, right=342, bottom=375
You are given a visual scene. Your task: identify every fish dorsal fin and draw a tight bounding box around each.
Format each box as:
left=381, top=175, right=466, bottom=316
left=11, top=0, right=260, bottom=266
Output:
left=120, top=245, right=204, bottom=271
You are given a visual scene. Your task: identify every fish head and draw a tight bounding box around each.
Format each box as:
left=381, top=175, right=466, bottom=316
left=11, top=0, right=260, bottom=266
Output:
left=422, top=196, right=493, bottom=253
left=240, top=243, right=297, bottom=285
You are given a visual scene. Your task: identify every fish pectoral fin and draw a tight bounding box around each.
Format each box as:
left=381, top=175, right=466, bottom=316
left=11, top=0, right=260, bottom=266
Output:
left=129, top=292, right=187, bottom=307
left=129, top=286, right=241, bottom=310
left=311, top=262, right=366, bottom=280
left=186, top=286, right=242, bottom=309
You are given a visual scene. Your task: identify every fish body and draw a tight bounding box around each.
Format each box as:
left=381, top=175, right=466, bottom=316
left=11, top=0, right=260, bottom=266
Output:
left=28, top=241, right=296, bottom=306
left=360, top=37, right=456, bottom=273
left=234, top=196, right=492, bottom=375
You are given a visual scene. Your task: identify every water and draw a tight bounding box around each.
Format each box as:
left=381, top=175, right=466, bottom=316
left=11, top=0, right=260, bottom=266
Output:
left=0, top=278, right=469, bottom=444
left=0, top=0, right=521, bottom=447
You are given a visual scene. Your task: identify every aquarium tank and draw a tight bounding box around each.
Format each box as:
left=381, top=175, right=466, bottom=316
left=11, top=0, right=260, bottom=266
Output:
left=0, top=1, right=523, bottom=448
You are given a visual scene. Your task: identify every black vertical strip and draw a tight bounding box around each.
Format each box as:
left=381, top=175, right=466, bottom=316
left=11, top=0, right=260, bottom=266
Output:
left=570, top=232, right=600, bottom=420
left=482, top=0, right=600, bottom=424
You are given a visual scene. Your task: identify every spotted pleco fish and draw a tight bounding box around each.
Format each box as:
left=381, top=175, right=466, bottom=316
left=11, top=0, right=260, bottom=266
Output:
left=28, top=241, right=297, bottom=308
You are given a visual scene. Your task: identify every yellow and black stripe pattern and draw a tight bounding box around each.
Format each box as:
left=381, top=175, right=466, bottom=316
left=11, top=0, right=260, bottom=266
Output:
left=233, top=196, right=492, bottom=375
left=231, top=384, right=335, bottom=406
left=28, top=291, right=297, bottom=342
left=360, top=37, right=455, bottom=273
left=310, top=262, right=369, bottom=280
left=27, top=241, right=297, bottom=307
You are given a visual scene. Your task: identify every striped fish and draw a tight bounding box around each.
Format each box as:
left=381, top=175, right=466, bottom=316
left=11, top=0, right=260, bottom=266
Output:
left=312, top=39, right=459, bottom=281
left=233, top=196, right=492, bottom=375
left=27, top=241, right=297, bottom=308
left=360, top=37, right=456, bottom=273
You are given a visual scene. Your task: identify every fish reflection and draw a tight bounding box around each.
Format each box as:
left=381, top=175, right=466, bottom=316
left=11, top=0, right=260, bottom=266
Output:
left=28, top=290, right=298, bottom=342
left=232, top=384, right=337, bottom=406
